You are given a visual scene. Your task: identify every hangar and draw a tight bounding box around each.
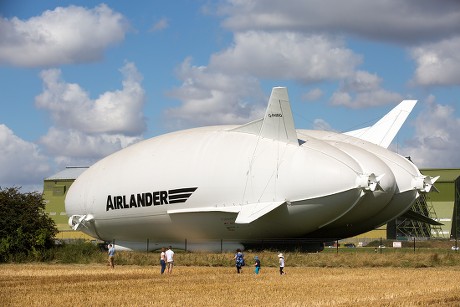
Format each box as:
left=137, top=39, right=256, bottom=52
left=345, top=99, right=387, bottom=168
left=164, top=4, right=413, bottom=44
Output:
left=43, top=166, right=90, bottom=239
left=43, top=167, right=460, bottom=242
left=417, top=168, right=460, bottom=239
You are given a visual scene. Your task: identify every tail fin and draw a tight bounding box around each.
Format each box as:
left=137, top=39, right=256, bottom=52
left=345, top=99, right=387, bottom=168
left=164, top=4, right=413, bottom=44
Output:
left=231, top=87, right=299, bottom=145
left=344, top=100, right=417, bottom=148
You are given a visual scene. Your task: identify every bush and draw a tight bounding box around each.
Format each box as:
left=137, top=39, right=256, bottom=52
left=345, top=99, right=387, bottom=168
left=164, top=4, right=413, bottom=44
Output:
left=0, top=187, right=58, bottom=262
left=52, top=240, right=105, bottom=263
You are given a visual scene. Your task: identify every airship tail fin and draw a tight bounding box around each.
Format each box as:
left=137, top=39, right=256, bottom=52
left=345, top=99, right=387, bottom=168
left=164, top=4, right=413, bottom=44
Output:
left=231, top=87, right=299, bottom=145
left=344, top=100, right=417, bottom=148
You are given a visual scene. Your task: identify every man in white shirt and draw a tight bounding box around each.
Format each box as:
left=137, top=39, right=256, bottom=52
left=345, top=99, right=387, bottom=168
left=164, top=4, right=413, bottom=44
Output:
left=278, top=253, right=286, bottom=275
left=165, top=246, right=174, bottom=274
left=107, top=244, right=115, bottom=269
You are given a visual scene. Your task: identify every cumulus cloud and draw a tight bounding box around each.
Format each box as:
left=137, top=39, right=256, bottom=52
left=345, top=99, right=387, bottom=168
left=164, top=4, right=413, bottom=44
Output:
left=165, top=57, right=266, bottom=128
left=0, top=125, right=50, bottom=191
left=313, top=119, right=335, bottom=131
left=169, top=1, right=455, bottom=125
left=329, top=71, right=402, bottom=108
left=165, top=31, right=362, bottom=127
left=36, top=62, right=145, bottom=164
left=302, top=88, right=323, bottom=101
left=213, top=1, right=460, bottom=89
left=210, top=31, right=360, bottom=83
left=220, top=0, right=460, bottom=45
left=0, top=4, right=128, bottom=67
left=39, top=128, right=140, bottom=168
left=36, top=62, right=146, bottom=135
left=410, top=36, right=460, bottom=86
left=402, top=96, right=460, bottom=168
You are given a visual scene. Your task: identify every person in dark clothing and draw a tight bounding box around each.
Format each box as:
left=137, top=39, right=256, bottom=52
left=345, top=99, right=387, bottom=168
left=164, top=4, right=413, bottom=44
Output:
left=234, top=249, right=245, bottom=273
left=254, top=256, right=261, bottom=274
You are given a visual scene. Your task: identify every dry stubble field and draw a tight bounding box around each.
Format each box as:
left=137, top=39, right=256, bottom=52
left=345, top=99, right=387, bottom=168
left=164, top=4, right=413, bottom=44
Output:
left=2, top=264, right=460, bottom=306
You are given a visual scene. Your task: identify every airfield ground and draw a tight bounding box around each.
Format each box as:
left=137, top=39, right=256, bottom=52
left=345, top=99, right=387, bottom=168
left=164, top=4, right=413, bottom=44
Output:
left=1, top=263, right=460, bottom=306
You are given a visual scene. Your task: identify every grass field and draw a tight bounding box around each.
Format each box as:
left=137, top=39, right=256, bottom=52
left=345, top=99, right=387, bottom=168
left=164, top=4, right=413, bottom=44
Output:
left=113, top=248, right=460, bottom=268
left=2, top=263, right=460, bottom=306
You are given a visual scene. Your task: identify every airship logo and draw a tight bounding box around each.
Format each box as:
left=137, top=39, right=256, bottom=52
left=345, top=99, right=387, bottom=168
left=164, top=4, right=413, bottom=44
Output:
left=106, top=187, right=198, bottom=211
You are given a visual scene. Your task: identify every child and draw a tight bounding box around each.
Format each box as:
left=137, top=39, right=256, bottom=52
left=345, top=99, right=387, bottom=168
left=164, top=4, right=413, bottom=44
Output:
left=278, top=253, right=286, bottom=275
left=254, top=256, right=261, bottom=274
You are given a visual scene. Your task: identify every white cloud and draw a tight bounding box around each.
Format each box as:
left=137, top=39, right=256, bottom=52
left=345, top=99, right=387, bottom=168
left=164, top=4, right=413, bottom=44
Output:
left=410, top=36, right=460, bottom=86
left=39, top=128, right=140, bottom=166
left=150, top=18, right=169, bottom=32
left=214, top=1, right=460, bottom=90
left=36, top=62, right=146, bottom=135
left=220, top=0, right=460, bottom=44
left=302, top=88, right=323, bottom=101
left=0, top=4, right=128, bottom=67
left=36, top=62, right=145, bottom=164
left=210, top=31, right=360, bottom=83
left=0, top=124, right=50, bottom=191
left=313, top=119, right=335, bottom=131
left=402, top=96, right=460, bottom=168
left=168, top=2, right=453, bottom=126
left=165, top=31, right=362, bottom=127
left=165, top=58, right=266, bottom=129
left=329, top=71, right=402, bottom=108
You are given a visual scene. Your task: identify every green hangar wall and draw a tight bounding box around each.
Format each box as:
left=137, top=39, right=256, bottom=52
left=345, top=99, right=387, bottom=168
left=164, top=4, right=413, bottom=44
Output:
left=43, top=166, right=90, bottom=239
left=421, top=168, right=460, bottom=239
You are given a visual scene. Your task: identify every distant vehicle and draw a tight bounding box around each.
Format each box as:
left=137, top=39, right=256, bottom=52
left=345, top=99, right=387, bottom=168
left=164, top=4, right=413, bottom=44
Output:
left=66, top=87, right=438, bottom=252
left=344, top=243, right=356, bottom=248
left=324, top=241, right=339, bottom=248
left=451, top=246, right=459, bottom=251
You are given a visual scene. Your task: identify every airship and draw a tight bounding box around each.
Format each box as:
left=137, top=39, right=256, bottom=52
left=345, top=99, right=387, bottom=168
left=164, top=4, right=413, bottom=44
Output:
left=66, top=87, right=438, bottom=251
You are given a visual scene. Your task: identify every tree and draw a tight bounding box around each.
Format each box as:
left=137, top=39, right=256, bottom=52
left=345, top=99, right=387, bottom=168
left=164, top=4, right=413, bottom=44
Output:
left=0, top=187, right=58, bottom=262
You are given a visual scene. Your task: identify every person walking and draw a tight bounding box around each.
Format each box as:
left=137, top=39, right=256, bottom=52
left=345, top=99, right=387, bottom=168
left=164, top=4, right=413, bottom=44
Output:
left=107, top=244, right=115, bottom=269
left=165, top=246, right=174, bottom=274
left=254, top=256, right=261, bottom=274
left=278, top=253, right=286, bottom=275
left=234, top=249, right=245, bottom=274
left=160, top=247, right=167, bottom=274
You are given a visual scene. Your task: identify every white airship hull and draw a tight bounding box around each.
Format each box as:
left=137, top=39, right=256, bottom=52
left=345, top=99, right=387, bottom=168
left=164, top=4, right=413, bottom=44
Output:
left=67, top=126, right=365, bottom=240
left=66, top=87, right=436, bottom=251
left=85, top=190, right=362, bottom=242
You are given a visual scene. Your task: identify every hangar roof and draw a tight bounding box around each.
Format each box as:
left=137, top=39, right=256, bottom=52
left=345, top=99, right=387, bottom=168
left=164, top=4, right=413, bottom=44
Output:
left=45, top=166, right=88, bottom=181
left=421, top=168, right=460, bottom=183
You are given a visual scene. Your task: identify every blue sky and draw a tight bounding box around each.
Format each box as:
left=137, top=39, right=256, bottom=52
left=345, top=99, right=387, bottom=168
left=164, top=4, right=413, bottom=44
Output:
left=1, top=0, right=460, bottom=192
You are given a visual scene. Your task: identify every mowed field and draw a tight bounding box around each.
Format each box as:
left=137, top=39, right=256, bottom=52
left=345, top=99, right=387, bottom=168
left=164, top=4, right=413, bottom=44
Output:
left=2, top=264, right=460, bottom=306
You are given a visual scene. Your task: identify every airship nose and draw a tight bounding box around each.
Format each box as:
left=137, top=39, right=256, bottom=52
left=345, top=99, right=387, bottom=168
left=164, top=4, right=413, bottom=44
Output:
left=65, top=178, right=86, bottom=217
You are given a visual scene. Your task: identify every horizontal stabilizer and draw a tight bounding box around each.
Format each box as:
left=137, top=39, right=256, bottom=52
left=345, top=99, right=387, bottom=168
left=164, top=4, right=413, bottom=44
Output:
left=345, top=100, right=417, bottom=148
left=167, top=207, right=240, bottom=214
left=230, top=118, right=263, bottom=135
left=235, top=201, right=286, bottom=224
left=231, top=87, right=299, bottom=145
left=168, top=201, right=286, bottom=224
left=400, top=209, right=443, bottom=226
